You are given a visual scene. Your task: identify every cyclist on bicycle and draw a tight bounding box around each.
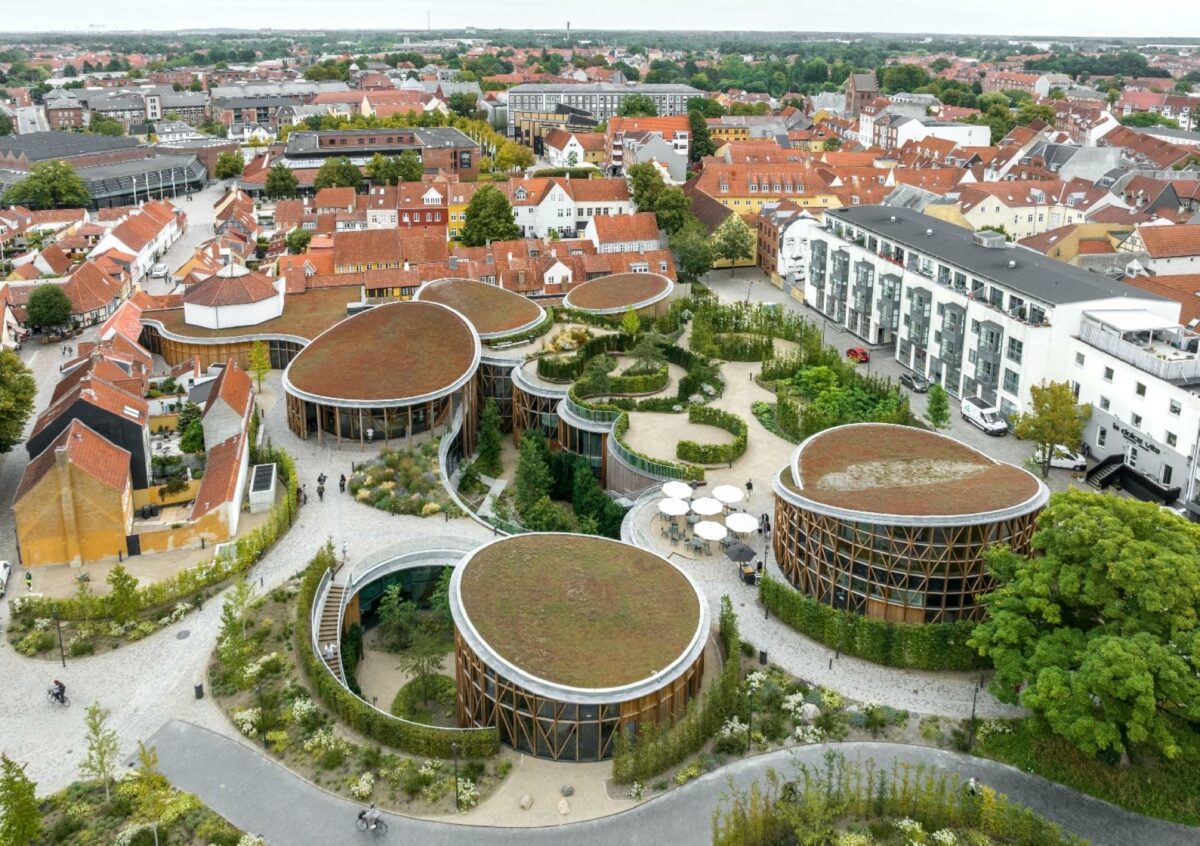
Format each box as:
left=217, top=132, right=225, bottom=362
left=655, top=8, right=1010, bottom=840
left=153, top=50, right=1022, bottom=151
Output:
left=51, top=679, right=66, bottom=703
left=359, top=803, right=381, bottom=830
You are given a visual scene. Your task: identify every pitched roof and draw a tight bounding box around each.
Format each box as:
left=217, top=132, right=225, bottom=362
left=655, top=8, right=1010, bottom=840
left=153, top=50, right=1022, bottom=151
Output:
left=204, top=359, right=253, bottom=420
left=189, top=432, right=246, bottom=519
left=15, top=419, right=131, bottom=503
left=29, top=375, right=149, bottom=442
left=590, top=212, right=660, bottom=245
left=1138, top=224, right=1200, bottom=259
left=185, top=266, right=279, bottom=307
left=64, top=262, right=123, bottom=314
left=332, top=229, right=448, bottom=267
left=314, top=187, right=356, bottom=209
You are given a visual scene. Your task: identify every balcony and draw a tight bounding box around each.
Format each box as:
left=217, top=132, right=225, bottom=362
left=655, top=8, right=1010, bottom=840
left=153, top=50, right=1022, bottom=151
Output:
left=1080, top=322, right=1200, bottom=382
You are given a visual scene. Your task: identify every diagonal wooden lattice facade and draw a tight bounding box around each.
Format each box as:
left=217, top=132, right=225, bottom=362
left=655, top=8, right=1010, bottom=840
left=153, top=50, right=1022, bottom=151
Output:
left=511, top=383, right=562, bottom=448
left=478, top=359, right=516, bottom=433
left=772, top=471, right=1040, bottom=623
left=454, top=629, right=705, bottom=762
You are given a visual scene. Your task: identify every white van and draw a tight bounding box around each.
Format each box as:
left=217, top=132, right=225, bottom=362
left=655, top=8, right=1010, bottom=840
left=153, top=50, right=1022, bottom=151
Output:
left=961, top=396, right=1008, bottom=436
left=1034, top=444, right=1087, bottom=472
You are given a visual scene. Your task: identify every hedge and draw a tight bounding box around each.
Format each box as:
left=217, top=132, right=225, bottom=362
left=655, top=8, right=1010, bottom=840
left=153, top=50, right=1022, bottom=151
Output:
left=613, top=412, right=704, bottom=480
left=535, top=332, right=629, bottom=381
left=759, top=576, right=986, bottom=671
left=14, top=442, right=299, bottom=623
left=294, top=544, right=500, bottom=758
left=676, top=406, right=748, bottom=465
left=612, top=596, right=742, bottom=783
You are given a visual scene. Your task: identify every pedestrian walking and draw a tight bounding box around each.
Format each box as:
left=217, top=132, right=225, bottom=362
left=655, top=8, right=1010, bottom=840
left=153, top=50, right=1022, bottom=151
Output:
left=745, top=479, right=754, bottom=494
left=366, top=427, right=374, bottom=443
left=317, top=484, right=325, bottom=501
left=339, top=474, right=346, bottom=493
left=25, top=571, right=32, bottom=591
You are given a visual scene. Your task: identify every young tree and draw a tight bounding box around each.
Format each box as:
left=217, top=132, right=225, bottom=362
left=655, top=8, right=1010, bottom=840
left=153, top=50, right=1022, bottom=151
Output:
left=0, top=350, right=36, bottom=454
left=495, top=140, right=534, bottom=171
left=461, top=184, right=520, bottom=246
left=313, top=156, right=362, bottom=190
left=217, top=583, right=251, bottom=681
left=248, top=340, right=270, bottom=391
left=265, top=163, right=298, bottom=199
left=925, top=382, right=950, bottom=429
left=475, top=397, right=503, bottom=477
left=629, top=331, right=666, bottom=373
left=405, top=629, right=443, bottom=703
left=970, top=490, right=1200, bottom=761
left=514, top=430, right=552, bottom=515
left=427, top=567, right=453, bottom=634
left=566, top=150, right=579, bottom=168
left=175, top=401, right=202, bottom=433
left=521, top=494, right=577, bottom=531
left=687, top=109, right=716, bottom=162
left=617, top=93, right=658, bottom=117
left=0, top=113, right=14, bottom=136
left=621, top=306, right=641, bottom=337
left=713, top=214, right=754, bottom=273
left=106, top=563, right=140, bottom=623
left=377, top=584, right=420, bottom=650
left=447, top=91, right=479, bottom=117
left=131, top=742, right=171, bottom=846
left=286, top=228, right=313, bottom=254
left=213, top=150, right=245, bottom=180
left=80, top=702, right=119, bottom=800
left=670, top=221, right=714, bottom=285
left=2, top=160, right=90, bottom=209
left=651, top=186, right=692, bottom=236
left=1012, top=380, right=1091, bottom=478
left=0, top=755, right=40, bottom=846
left=179, top=418, right=205, bottom=454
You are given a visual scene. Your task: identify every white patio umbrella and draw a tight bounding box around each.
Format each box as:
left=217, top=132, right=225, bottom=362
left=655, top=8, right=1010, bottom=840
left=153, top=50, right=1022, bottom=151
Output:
left=662, top=480, right=694, bottom=500
left=712, top=484, right=745, bottom=506
left=691, top=496, right=723, bottom=516
left=658, top=497, right=690, bottom=517
left=694, top=521, right=728, bottom=542
left=725, top=512, right=758, bottom=534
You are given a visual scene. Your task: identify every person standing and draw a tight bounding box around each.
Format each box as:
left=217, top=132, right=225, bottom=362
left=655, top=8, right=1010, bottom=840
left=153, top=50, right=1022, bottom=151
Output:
left=745, top=479, right=754, bottom=495
left=317, top=483, right=325, bottom=502
left=339, top=474, right=346, bottom=493
left=25, top=571, right=32, bottom=591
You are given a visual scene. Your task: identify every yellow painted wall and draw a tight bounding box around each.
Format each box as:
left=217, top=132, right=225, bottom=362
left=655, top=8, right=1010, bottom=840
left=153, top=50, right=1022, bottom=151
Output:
left=132, top=479, right=202, bottom=509
left=718, top=194, right=840, bottom=215
left=137, top=508, right=230, bottom=554
left=15, top=461, right=132, bottom=567
left=923, top=205, right=972, bottom=230
left=149, top=413, right=180, bottom=433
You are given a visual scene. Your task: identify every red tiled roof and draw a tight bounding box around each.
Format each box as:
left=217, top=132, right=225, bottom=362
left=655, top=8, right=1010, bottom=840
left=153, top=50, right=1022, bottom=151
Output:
left=204, top=359, right=253, bottom=420
left=1123, top=273, right=1200, bottom=324
left=185, top=267, right=279, bottom=306
left=1139, top=224, right=1200, bottom=259
left=29, top=375, right=148, bottom=442
left=315, top=187, right=356, bottom=210
left=64, top=262, right=123, bottom=314
left=15, top=419, right=131, bottom=502
left=590, top=212, right=660, bottom=245
left=190, top=432, right=246, bottom=520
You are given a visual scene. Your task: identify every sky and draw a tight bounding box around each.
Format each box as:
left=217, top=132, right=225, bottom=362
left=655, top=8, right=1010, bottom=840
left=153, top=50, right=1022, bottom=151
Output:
left=6, top=0, right=1200, bottom=39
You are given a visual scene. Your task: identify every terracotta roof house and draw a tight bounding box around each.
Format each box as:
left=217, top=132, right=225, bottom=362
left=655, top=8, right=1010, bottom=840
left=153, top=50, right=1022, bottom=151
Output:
left=13, top=419, right=134, bottom=567
left=201, top=359, right=254, bottom=450
left=183, top=265, right=284, bottom=329
left=188, top=430, right=250, bottom=538
left=1122, top=273, right=1200, bottom=326
left=584, top=211, right=662, bottom=253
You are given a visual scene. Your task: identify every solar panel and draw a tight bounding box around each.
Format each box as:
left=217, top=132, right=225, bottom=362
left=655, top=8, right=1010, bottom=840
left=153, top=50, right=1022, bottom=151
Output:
left=250, top=463, right=276, bottom=493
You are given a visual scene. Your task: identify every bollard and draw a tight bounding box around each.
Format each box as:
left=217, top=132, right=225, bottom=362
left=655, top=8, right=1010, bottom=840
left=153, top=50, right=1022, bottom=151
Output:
left=194, top=681, right=204, bottom=699
left=758, top=649, right=767, bottom=666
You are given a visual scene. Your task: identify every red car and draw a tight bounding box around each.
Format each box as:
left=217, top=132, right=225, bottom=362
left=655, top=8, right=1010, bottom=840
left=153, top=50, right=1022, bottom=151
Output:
left=846, top=347, right=870, bottom=363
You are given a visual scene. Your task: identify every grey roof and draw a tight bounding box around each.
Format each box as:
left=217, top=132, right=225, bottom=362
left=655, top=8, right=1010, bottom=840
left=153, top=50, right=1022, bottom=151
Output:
left=828, top=205, right=1167, bottom=306
left=508, top=82, right=702, bottom=95
left=158, top=91, right=209, bottom=109
left=0, top=153, right=205, bottom=203
left=422, top=80, right=482, bottom=98
left=212, top=96, right=299, bottom=109
left=210, top=81, right=348, bottom=99
left=882, top=184, right=954, bottom=212
left=0, top=131, right=140, bottom=161
left=850, top=73, right=878, bottom=91
left=284, top=126, right=477, bottom=155
left=1136, top=126, right=1200, bottom=143
left=189, top=378, right=217, bottom=406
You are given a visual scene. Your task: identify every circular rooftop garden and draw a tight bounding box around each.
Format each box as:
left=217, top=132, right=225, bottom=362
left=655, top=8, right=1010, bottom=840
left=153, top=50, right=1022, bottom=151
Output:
left=415, top=277, right=545, bottom=340
left=786, top=423, right=1042, bottom=518
left=285, top=301, right=479, bottom=403
left=455, top=533, right=702, bottom=689
left=563, top=272, right=673, bottom=314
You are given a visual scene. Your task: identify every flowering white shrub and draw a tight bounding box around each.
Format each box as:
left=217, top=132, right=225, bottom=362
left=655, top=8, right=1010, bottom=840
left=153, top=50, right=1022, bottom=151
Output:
left=456, top=777, right=480, bottom=810
left=244, top=651, right=280, bottom=683
left=782, top=692, right=807, bottom=721
left=349, top=771, right=376, bottom=800
left=932, top=829, right=958, bottom=845
left=34, top=618, right=52, bottom=631
left=237, top=835, right=267, bottom=846
left=744, top=671, right=767, bottom=695
left=701, top=383, right=716, bottom=396
left=232, top=707, right=261, bottom=737
left=836, top=833, right=874, bottom=846
left=289, top=696, right=319, bottom=724
left=628, top=781, right=645, bottom=800
left=717, top=716, right=747, bottom=741
left=170, top=602, right=192, bottom=623
left=794, top=725, right=824, bottom=744
left=303, top=728, right=347, bottom=754
left=895, top=818, right=923, bottom=836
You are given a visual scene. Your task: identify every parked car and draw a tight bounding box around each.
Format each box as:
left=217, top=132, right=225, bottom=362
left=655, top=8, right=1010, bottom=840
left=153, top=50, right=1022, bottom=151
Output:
left=845, top=347, right=870, bottom=363
left=0, top=560, right=10, bottom=597
left=149, top=263, right=169, bottom=279
left=1034, top=444, right=1087, bottom=472
left=961, top=396, right=1009, bottom=436
left=899, top=371, right=931, bottom=393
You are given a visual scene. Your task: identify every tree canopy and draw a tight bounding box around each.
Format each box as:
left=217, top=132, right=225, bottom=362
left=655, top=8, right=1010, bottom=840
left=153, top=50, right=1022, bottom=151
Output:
left=213, top=151, right=245, bottom=180
left=2, top=160, right=90, bottom=209
left=617, top=93, right=658, bottom=117
left=461, top=184, right=519, bottom=246
left=970, top=490, right=1200, bottom=761
left=265, top=163, right=298, bottom=199
left=0, top=350, right=36, bottom=453
left=313, top=156, right=362, bottom=191
left=1012, top=381, right=1091, bottom=478
left=25, top=283, right=72, bottom=330
left=286, top=228, right=313, bottom=254
left=714, top=214, right=755, bottom=270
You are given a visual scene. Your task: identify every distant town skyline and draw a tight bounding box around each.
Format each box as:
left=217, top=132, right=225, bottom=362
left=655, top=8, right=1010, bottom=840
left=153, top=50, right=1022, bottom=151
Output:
left=3, top=1, right=1200, bottom=39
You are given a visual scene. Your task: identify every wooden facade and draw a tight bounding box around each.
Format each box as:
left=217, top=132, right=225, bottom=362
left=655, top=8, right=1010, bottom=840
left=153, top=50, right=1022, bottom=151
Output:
left=478, top=359, right=516, bottom=433
left=772, top=472, right=1040, bottom=623
left=454, top=629, right=705, bottom=762
left=140, top=325, right=303, bottom=371
left=511, top=381, right=561, bottom=448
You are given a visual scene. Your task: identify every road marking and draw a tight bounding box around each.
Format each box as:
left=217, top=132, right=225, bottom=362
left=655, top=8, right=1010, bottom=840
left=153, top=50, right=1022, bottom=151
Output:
left=28, top=351, right=38, bottom=366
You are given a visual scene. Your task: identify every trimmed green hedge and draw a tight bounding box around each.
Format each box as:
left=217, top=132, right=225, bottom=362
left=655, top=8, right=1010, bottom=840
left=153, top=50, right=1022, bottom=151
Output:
left=759, top=576, right=985, bottom=671
left=295, top=544, right=500, bottom=758
left=676, top=406, right=748, bottom=465
left=613, top=412, right=704, bottom=480
left=612, top=596, right=742, bottom=783
left=535, top=332, right=629, bottom=381
left=15, top=442, right=299, bottom=623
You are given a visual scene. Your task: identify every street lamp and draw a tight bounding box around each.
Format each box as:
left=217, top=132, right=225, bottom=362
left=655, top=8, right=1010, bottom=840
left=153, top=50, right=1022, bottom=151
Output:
left=52, top=610, right=66, bottom=668
left=451, top=741, right=460, bottom=811
left=255, top=684, right=266, bottom=748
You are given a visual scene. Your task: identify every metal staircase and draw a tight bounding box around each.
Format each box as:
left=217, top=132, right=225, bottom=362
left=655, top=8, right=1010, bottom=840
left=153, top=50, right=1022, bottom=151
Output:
left=316, top=583, right=345, bottom=682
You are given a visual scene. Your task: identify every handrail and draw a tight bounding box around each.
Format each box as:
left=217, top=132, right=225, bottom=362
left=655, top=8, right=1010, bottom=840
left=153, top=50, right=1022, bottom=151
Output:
left=563, top=391, right=622, bottom=425
left=436, top=406, right=497, bottom=533
left=610, top=413, right=703, bottom=481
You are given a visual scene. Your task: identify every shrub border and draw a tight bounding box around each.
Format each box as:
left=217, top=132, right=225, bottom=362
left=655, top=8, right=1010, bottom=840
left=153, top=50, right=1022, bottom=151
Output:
left=676, top=406, right=748, bottom=465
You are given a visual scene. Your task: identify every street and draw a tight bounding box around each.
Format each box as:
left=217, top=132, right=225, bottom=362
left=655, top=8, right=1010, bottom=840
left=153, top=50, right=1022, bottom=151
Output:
left=141, top=178, right=230, bottom=295
left=14, top=105, right=47, bottom=134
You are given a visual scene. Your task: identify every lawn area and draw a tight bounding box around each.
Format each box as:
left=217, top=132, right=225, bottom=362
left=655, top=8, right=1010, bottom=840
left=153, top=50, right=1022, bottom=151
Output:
left=977, top=719, right=1200, bottom=825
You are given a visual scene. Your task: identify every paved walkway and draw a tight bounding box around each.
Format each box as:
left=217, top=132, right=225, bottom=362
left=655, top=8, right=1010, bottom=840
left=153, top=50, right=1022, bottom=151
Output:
left=149, top=721, right=1197, bottom=846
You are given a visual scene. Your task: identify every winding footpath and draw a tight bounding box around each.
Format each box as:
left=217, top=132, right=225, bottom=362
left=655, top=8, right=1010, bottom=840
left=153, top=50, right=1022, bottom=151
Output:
left=149, top=722, right=1197, bottom=846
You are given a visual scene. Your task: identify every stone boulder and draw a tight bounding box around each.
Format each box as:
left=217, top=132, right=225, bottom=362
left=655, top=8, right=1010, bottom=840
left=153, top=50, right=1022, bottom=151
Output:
left=557, top=798, right=571, bottom=816
left=799, top=703, right=821, bottom=724
left=519, top=794, right=533, bottom=810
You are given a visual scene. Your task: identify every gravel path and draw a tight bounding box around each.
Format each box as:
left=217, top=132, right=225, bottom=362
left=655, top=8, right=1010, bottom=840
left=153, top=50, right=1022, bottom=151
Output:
left=150, top=721, right=1199, bottom=846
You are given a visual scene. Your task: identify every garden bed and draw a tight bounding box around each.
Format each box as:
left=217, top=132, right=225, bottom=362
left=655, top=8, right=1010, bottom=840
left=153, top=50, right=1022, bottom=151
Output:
left=348, top=439, right=461, bottom=518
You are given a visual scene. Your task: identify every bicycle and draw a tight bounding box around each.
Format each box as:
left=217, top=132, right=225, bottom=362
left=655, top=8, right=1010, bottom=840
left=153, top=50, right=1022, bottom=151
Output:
left=355, top=816, right=387, bottom=835
left=47, top=689, right=70, bottom=708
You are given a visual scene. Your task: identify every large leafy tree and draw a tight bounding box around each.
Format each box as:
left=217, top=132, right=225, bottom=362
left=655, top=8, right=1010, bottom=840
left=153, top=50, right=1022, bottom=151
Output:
left=313, top=156, right=362, bottom=191
left=395, top=150, right=424, bottom=182
left=286, top=228, right=312, bottom=254
left=461, top=184, right=519, bottom=246
left=2, top=160, right=90, bottom=209
left=0, top=349, right=35, bottom=453
left=475, top=397, right=503, bottom=477
left=0, top=113, right=14, bottom=136
left=687, top=109, right=716, bottom=162
left=513, top=429, right=552, bottom=515
left=264, top=163, right=298, bottom=199
left=86, top=114, right=125, bottom=136
left=713, top=214, right=755, bottom=272
left=495, top=140, right=534, bottom=172
left=970, top=490, right=1200, bottom=760
left=0, top=755, right=40, bottom=846
left=670, top=220, right=714, bottom=284
left=1012, top=381, right=1091, bottom=478
left=651, top=186, right=693, bottom=236
left=25, top=283, right=72, bottom=330
left=626, top=161, right=665, bottom=211
left=617, top=93, right=658, bottom=117
left=213, top=150, right=244, bottom=180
